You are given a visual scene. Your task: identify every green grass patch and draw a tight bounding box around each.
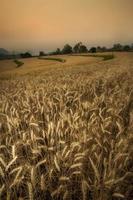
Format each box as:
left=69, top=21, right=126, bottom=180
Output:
left=81, top=54, right=115, bottom=61
left=14, top=59, right=24, bottom=67
left=100, top=54, right=115, bottom=61
left=38, top=57, right=66, bottom=63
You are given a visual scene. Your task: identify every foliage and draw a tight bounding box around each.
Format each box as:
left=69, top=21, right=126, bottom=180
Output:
left=49, top=48, right=62, bottom=55
left=89, top=47, right=97, bottom=53
left=123, top=45, right=130, bottom=51
left=55, top=48, right=61, bottom=55
left=62, top=44, right=73, bottom=54
left=39, top=57, right=66, bottom=62
left=87, top=54, right=115, bottom=61
left=73, top=42, right=82, bottom=53
left=14, top=59, right=24, bottom=67
left=71, top=53, right=115, bottom=61
left=96, top=46, right=107, bottom=52
left=20, top=52, right=32, bottom=58
left=102, top=54, right=115, bottom=60
left=39, top=51, right=46, bottom=57
left=79, top=45, right=88, bottom=53
left=73, top=42, right=88, bottom=53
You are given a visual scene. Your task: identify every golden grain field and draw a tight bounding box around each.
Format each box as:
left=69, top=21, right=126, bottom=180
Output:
left=0, top=53, right=133, bottom=200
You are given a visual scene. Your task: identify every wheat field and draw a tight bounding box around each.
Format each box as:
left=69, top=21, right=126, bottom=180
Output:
left=0, top=53, right=133, bottom=200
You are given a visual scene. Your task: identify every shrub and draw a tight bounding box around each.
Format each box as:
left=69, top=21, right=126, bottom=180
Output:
left=14, top=59, right=24, bottom=67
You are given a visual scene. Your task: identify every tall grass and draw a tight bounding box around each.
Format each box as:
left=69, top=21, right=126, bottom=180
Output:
left=0, top=54, right=132, bottom=200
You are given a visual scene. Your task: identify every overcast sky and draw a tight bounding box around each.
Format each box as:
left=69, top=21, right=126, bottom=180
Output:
left=0, top=0, right=133, bottom=53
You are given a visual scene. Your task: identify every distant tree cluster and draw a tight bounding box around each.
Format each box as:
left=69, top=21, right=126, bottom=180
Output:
left=62, top=44, right=73, bottom=54
left=73, top=42, right=88, bottom=53
left=111, top=43, right=133, bottom=51
left=49, top=42, right=88, bottom=55
left=1, top=42, right=133, bottom=60
left=89, top=47, right=97, bottom=53
left=48, top=42, right=133, bottom=56
left=39, top=51, right=46, bottom=57
left=20, top=52, right=32, bottom=58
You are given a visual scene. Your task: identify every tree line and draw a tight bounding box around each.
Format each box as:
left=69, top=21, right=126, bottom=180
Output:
left=39, top=42, right=133, bottom=56
left=0, top=42, right=133, bottom=60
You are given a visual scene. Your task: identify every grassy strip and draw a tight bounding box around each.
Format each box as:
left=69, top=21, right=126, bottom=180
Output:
left=39, top=57, right=66, bottom=63
left=97, top=54, right=114, bottom=61
left=14, top=59, right=24, bottom=67
left=82, top=54, right=115, bottom=61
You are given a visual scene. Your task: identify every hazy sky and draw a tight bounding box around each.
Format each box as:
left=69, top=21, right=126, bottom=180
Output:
left=0, top=0, right=133, bottom=52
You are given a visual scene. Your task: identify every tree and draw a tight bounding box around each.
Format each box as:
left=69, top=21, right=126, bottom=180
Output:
left=96, top=46, right=102, bottom=52
left=55, top=48, right=61, bottom=55
left=49, top=48, right=61, bottom=55
left=112, top=43, right=123, bottom=51
left=73, top=42, right=88, bottom=53
left=62, top=44, right=72, bottom=54
left=102, top=46, right=107, bottom=52
left=73, top=42, right=82, bottom=53
left=131, top=44, right=133, bottom=51
left=79, top=45, right=88, bottom=53
left=123, top=45, right=130, bottom=51
left=89, top=47, right=96, bottom=53
left=20, top=52, right=32, bottom=58
left=39, top=51, right=46, bottom=56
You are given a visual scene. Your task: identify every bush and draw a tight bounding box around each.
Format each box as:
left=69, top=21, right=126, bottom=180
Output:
left=38, top=57, right=66, bottom=63
left=14, top=59, right=24, bottom=67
